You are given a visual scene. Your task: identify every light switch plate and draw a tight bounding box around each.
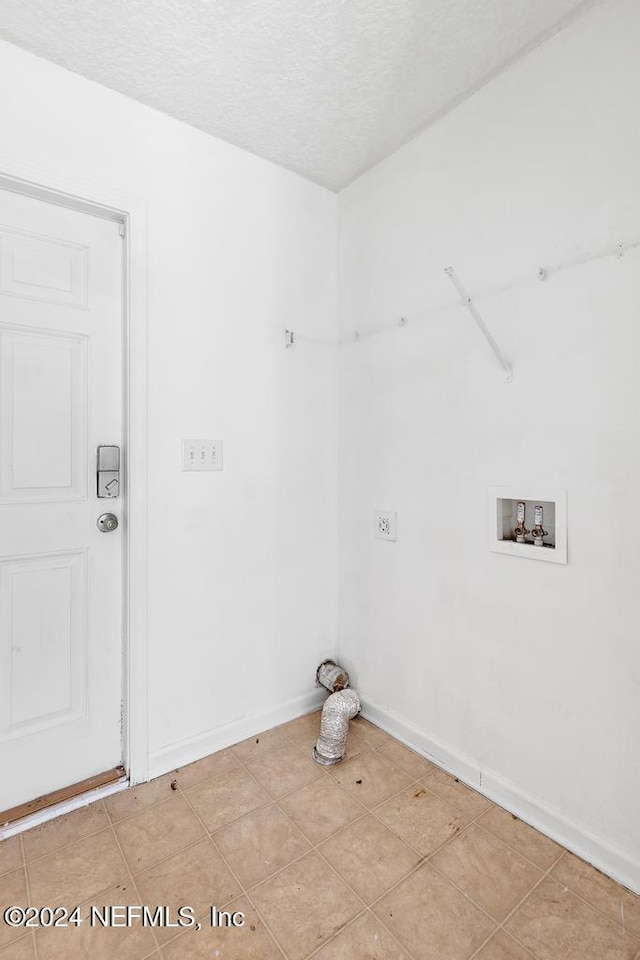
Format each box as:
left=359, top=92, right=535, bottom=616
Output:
left=182, top=439, right=223, bottom=471
left=374, top=511, right=397, bottom=541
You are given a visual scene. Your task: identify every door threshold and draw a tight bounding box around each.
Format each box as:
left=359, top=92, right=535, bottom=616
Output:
left=0, top=766, right=128, bottom=839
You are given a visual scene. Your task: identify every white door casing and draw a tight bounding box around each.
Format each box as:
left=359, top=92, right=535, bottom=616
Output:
left=0, top=188, right=124, bottom=811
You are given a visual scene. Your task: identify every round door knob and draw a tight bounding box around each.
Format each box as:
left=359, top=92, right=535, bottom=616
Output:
left=97, top=513, right=119, bottom=533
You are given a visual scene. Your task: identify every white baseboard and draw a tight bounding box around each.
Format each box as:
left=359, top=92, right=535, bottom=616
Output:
left=362, top=697, right=640, bottom=895
left=148, top=688, right=326, bottom=781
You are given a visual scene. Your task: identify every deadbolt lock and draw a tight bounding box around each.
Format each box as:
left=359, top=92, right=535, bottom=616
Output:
left=97, top=445, right=120, bottom=499
left=97, top=513, right=119, bottom=533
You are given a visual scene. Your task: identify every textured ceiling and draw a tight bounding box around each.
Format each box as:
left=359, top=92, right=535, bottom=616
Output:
left=0, top=0, right=593, bottom=190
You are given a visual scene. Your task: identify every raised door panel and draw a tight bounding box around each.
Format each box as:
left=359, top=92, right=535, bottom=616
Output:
left=0, top=551, right=88, bottom=741
left=0, top=227, right=89, bottom=308
left=0, top=327, right=88, bottom=502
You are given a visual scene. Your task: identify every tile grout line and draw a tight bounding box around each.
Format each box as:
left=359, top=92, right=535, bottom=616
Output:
left=537, top=849, right=640, bottom=942
left=176, top=734, right=420, bottom=959
left=271, top=741, right=449, bottom=960
left=87, top=724, right=378, bottom=842
left=0, top=733, right=564, bottom=859
left=364, top=902, right=423, bottom=960
left=466, top=924, right=537, bottom=960
left=4, top=725, right=303, bottom=859
left=244, top=889, right=299, bottom=960
left=172, top=774, right=289, bottom=960
left=361, top=824, right=537, bottom=959
left=22, top=804, right=157, bottom=960
left=226, top=743, right=431, bottom=960
left=361, top=761, right=615, bottom=906
left=0, top=722, right=554, bottom=866
left=359, top=770, right=567, bottom=958
left=9, top=715, right=637, bottom=960
left=495, top=848, right=640, bottom=950
left=313, top=745, right=561, bottom=957
left=140, top=946, right=164, bottom=960
left=545, top=865, right=640, bottom=943
left=469, top=849, right=569, bottom=960
left=470, top=807, right=563, bottom=870
left=142, top=793, right=241, bottom=953
left=19, top=831, right=39, bottom=960
left=113, top=742, right=335, bottom=905
left=274, top=796, right=371, bottom=843
left=361, top=833, right=497, bottom=934
left=108, top=817, right=165, bottom=957
left=460, top=817, right=556, bottom=874
left=124, top=833, right=217, bottom=889
left=23, top=753, right=631, bottom=960
left=43, top=815, right=162, bottom=958
left=391, top=754, right=640, bottom=942
left=249, top=883, right=363, bottom=960
left=267, top=839, right=373, bottom=960
left=302, top=906, right=411, bottom=960
left=166, top=723, right=540, bottom=959
left=362, top=770, right=498, bottom=870
left=21, top=799, right=117, bottom=868
left=86, top=732, right=404, bottom=888
left=284, top=912, right=365, bottom=960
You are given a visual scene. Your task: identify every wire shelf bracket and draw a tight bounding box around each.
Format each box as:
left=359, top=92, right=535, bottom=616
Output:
left=444, top=266, right=513, bottom=382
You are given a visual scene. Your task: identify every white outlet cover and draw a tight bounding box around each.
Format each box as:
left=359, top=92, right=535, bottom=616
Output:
left=182, top=439, right=224, bottom=471
left=374, top=511, right=397, bottom=541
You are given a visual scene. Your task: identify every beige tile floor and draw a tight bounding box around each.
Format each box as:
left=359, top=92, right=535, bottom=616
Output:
left=1, top=711, right=639, bottom=960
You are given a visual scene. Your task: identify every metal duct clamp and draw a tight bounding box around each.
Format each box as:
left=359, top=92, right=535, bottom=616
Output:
left=316, top=659, right=350, bottom=693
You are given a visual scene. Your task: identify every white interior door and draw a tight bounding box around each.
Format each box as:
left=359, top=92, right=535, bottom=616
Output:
left=0, top=188, right=124, bottom=812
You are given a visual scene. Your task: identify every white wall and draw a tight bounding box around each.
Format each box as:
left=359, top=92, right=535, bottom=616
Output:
left=337, top=0, right=640, bottom=891
left=0, top=40, right=338, bottom=774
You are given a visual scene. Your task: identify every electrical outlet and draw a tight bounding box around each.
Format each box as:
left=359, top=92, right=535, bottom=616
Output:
left=182, top=439, right=223, bottom=471
left=374, top=511, right=397, bottom=541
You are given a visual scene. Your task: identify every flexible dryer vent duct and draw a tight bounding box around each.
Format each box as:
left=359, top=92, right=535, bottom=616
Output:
left=313, top=688, right=360, bottom=765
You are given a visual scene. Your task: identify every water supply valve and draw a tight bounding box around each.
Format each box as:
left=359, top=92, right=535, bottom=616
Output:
left=531, top=505, right=547, bottom=546
left=514, top=501, right=529, bottom=544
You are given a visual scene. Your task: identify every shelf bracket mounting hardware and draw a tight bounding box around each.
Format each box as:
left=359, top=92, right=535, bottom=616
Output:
left=444, top=266, right=513, bottom=382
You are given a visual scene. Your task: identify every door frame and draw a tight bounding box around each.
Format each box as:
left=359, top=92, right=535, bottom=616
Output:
left=0, top=155, right=149, bottom=786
